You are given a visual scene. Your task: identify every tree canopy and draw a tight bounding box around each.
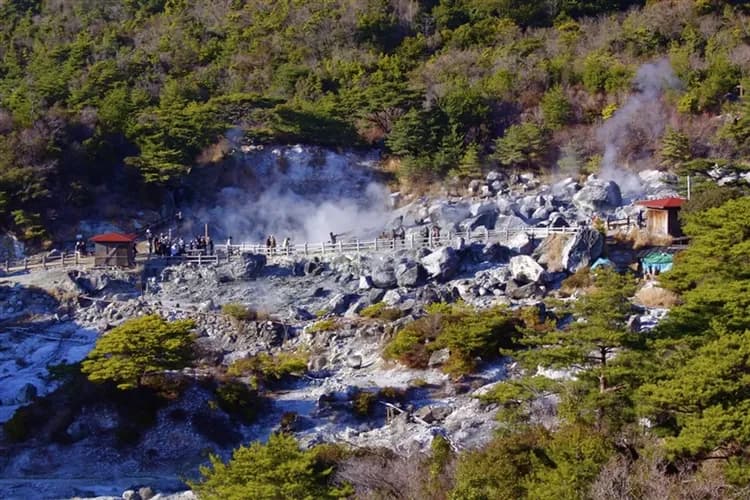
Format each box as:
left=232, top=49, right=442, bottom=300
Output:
left=81, top=315, right=196, bottom=390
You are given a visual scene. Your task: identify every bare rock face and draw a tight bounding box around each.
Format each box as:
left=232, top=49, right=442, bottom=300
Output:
left=561, top=227, right=604, bottom=273
left=395, top=261, right=427, bottom=288
left=421, top=247, right=460, bottom=282
left=572, top=178, right=622, bottom=213
left=371, top=262, right=398, bottom=289
left=232, top=252, right=266, bottom=279
left=509, top=255, right=545, bottom=284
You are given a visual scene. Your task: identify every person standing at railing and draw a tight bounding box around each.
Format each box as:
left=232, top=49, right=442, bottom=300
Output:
left=282, top=236, right=291, bottom=255
left=207, top=236, right=214, bottom=256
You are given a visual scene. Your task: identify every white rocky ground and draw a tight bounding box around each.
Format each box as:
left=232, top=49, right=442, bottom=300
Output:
left=0, top=160, right=686, bottom=499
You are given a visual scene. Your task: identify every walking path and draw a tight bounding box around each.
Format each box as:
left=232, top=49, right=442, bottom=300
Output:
left=2, top=226, right=581, bottom=275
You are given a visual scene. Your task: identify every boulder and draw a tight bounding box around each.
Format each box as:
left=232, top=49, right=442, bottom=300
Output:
left=550, top=177, right=579, bottom=201
left=481, top=242, right=511, bottom=263
left=428, top=348, right=451, bottom=367
left=237, top=252, right=266, bottom=279
left=382, top=289, right=404, bottom=306
left=371, top=262, right=398, bottom=289
left=506, top=232, right=533, bottom=255
left=505, top=280, right=543, bottom=300
left=345, top=354, right=363, bottom=369
left=572, top=178, right=622, bottom=213
left=428, top=202, right=472, bottom=231
left=415, top=405, right=453, bottom=423
left=368, top=288, right=386, bottom=304
left=138, top=487, right=155, bottom=500
left=509, top=255, right=545, bottom=284
left=16, top=383, right=37, bottom=404
left=470, top=201, right=498, bottom=217
left=395, top=261, right=427, bottom=288
left=561, top=228, right=604, bottom=273
left=304, top=259, right=324, bottom=276
left=460, top=209, right=498, bottom=231
left=358, top=275, right=373, bottom=290
left=421, top=247, right=460, bottom=282
left=292, top=307, right=315, bottom=321
left=327, top=293, right=360, bottom=315
left=532, top=233, right=569, bottom=273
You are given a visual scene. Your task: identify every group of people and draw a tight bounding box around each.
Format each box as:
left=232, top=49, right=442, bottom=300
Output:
left=146, top=228, right=214, bottom=257
left=74, top=236, right=87, bottom=256
left=265, top=235, right=292, bottom=254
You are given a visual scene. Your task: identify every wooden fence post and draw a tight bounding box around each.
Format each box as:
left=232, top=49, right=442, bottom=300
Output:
left=374, top=238, right=378, bottom=251
left=24, top=258, right=28, bottom=271
left=410, top=233, right=415, bottom=249
left=304, top=242, right=309, bottom=256
left=42, top=255, right=47, bottom=270
left=356, top=239, right=360, bottom=253
left=4, top=259, right=8, bottom=272
left=338, top=241, right=343, bottom=253
left=197, top=254, right=202, bottom=265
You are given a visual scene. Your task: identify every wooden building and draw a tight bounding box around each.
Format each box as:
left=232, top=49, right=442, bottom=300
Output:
left=90, top=232, right=137, bottom=267
left=635, top=197, right=685, bottom=237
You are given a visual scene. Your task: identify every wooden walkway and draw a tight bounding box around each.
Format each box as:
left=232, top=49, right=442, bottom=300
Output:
left=222, top=226, right=580, bottom=259
left=2, top=226, right=580, bottom=275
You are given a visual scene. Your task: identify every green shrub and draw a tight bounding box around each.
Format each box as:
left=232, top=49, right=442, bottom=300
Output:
left=541, top=85, right=571, bottom=129
left=190, top=433, right=347, bottom=499
left=308, top=319, right=339, bottom=334
left=222, top=303, right=262, bottom=322
left=81, top=315, right=195, bottom=391
left=227, top=352, right=308, bottom=382
left=352, top=390, right=377, bottom=418
left=377, top=386, right=406, bottom=403
left=384, top=303, right=520, bottom=376
left=360, top=303, right=404, bottom=321
left=215, top=381, right=261, bottom=423
left=561, top=267, right=593, bottom=294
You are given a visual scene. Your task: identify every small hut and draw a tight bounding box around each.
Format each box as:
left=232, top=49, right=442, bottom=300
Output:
left=90, top=232, right=137, bottom=267
left=641, top=251, right=675, bottom=276
left=635, top=197, right=685, bottom=237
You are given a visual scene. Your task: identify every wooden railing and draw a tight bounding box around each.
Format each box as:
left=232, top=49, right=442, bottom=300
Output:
left=2, top=226, right=580, bottom=275
left=1, top=252, right=219, bottom=275
left=220, top=226, right=580, bottom=259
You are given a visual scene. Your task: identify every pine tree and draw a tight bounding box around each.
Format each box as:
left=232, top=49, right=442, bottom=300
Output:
left=493, top=122, right=547, bottom=170
left=454, top=143, right=483, bottom=179
left=659, top=127, right=691, bottom=169
left=81, top=315, right=195, bottom=390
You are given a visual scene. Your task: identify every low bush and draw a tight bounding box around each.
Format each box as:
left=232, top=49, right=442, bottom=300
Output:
left=215, top=381, right=262, bottom=423
left=377, top=386, right=406, bottom=403
left=352, top=390, right=378, bottom=418
left=560, top=267, right=593, bottom=294
left=384, top=303, right=520, bottom=376
left=309, top=319, right=339, bottom=334
left=227, top=352, right=308, bottom=382
left=360, top=303, right=404, bottom=321
left=222, top=303, right=267, bottom=322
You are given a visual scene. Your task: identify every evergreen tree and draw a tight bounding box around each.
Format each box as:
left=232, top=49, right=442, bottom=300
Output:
left=81, top=315, right=195, bottom=390
left=190, top=433, right=343, bottom=500
left=454, top=142, right=483, bottom=180
left=493, top=123, right=548, bottom=170
left=659, top=127, right=691, bottom=169
left=541, top=85, right=572, bottom=130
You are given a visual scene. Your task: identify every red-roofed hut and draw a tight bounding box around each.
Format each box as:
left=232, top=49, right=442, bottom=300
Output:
left=90, top=232, right=137, bottom=266
left=635, top=197, right=685, bottom=237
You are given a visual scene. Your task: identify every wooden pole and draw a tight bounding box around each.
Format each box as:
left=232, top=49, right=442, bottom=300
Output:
left=204, top=223, right=208, bottom=240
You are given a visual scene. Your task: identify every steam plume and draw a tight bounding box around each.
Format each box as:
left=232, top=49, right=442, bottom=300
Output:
left=598, top=59, right=681, bottom=196
left=183, top=145, right=392, bottom=244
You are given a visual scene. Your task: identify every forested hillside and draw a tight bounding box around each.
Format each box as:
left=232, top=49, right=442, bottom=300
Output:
left=0, top=0, right=748, bottom=243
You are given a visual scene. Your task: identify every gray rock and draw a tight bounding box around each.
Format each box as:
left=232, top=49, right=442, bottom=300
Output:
left=236, top=252, right=267, bottom=279
left=122, top=491, right=142, bottom=500
left=16, top=383, right=37, bottom=404
left=382, top=289, right=403, bottom=306
left=460, top=209, right=498, bottom=231
left=138, top=487, right=155, bottom=500
left=572, top=178, right=622, bottom=213
left=345, top=354, right=363, bottom=369
left=428, top=348, right=451, bottom=367
left=309, top=355, right=328, bottom=371
left=506, top=232, right=533, bottom=255
left=371, top=262, right=398, bottom=289
left=358, top=275, right=373, bottom=290
left=481, top=242, right=511, bottom=262
left=415, top=405, right=453, bottom=423
left=292, top=307, right=315, bottom=321
left=550, top=177, right=580, bottom=201
left=561, top=227, right=604, bottom=273
left=327, top=293, right=360, bottom=315
left=509, top=255, right=545, bottom=284
left=396, top=261, right=427, bottom=288
left=421, top=247, right=460, bottom=282
left=368, top=288, right=386, bottom=304
left=505, top=280, right=543, bottom=300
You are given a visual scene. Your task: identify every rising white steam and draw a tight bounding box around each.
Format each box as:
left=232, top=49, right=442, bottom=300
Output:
left=184, top=145, right=392, bottom=244
left=598, top=59, right=682, bottom=197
